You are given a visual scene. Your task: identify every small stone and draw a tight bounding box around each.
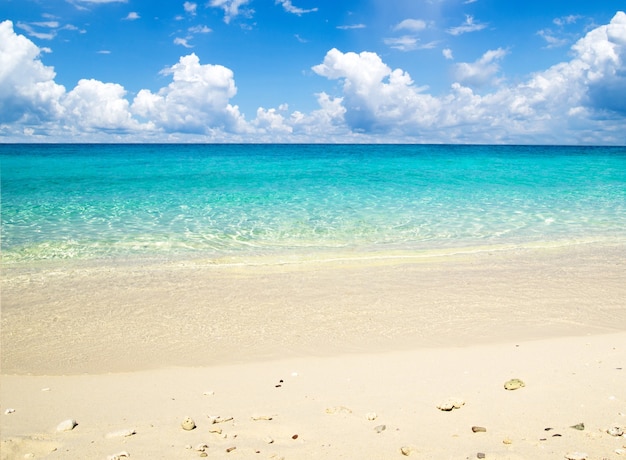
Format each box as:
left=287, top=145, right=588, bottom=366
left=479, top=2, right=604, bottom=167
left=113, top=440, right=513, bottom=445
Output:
left=56, top=419, right=78, bottom=432
left=564, top=452, right=587, bottom=460
left=292, top=434, right=299, bottom=440
left=366, top=412, right=378, bottom=421
left=477, top=453, right=486, bottom=459
left=374, top=424, right=386, bottom=433
left=607, top=426, right=624, bottom=437
left=226, top=446, right=236, bottom=453
left=199, top=453, right=208, bottom=458
left=503, top=379, right=525, bottom=390
left=181, top=416, right=196, bottom=431
left=105, top=429, right=136, bottom=439
left=503, top=438, right=513, bottom=445
left=251, top=415, right=273, bottom=421
left=570, top=423, right=585, bottom=431
left=400, top=446, right=412, bottom=456
left=472, top=426, right=487, bottom=433
left=437, top=398, right=465, bottom=411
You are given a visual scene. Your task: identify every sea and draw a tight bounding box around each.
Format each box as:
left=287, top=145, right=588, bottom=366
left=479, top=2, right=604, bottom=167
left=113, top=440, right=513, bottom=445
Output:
left=1, top=144, right=625, bottom=266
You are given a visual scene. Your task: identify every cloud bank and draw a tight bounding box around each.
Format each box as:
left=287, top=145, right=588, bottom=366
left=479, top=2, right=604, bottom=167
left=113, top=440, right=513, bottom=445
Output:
left=1, top=12, right=626, bottom=144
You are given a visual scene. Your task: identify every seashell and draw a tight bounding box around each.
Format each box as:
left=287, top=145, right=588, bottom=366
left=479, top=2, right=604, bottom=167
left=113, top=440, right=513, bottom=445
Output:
left=105, top=428, right=136, bottom=438
left=208, top=427, right=222, bottom=434
left=564, top=452, right=587, bottom=460
left=107, top=451, right=130, bottom=460
left=437, top=398, right=465, bottom=411
left=181, top=416, right=196, bottom=431
left=502, top=438, right=513, bottom=445
left=4, top=408, right=15, bottom=414
left=251, top=415, right=273, bottom=421
left=374, top=424, right=386, bottom=433
left=208, top=415, right=233, bottom=424
left=615, top=448, right=626, bottom=455
left=504, top=379, right=525, bottom=390
left=608, top=426, right=625, bottom=436
left=264, top=436, right=274, bottom=444
left=195, top=443, right=208, bottom=452
left=225, top=446, right=236, bottom=453
left=570, top=422, right=585, bottom=431
left=203, top=390, right=215, bottom=396
left=472, top=426, right=487, bottom=433
left=366, top=412, right=378, bottom=421
left=400, top=446, right=413, bottom=456
left=56, top=419, right=78, bottom=432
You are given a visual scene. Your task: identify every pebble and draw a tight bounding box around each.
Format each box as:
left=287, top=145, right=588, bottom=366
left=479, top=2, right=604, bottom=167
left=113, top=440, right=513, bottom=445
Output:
left=226, top=446, right=237, bottom=453
left=437, top=398, right=465, bottom=411
left=607, top=426, right=624, bottom=437
left=472, top=426, right=487, bottom=433
left=477, top=453, right=486, bottom=459
left=366, top=412, right=378, bottom=421
left=105, top=429, right=136, bottom=439
left=564, top=453, right=587, bottom=460
left=181, top=416, right=196, bottom=431
left=400, top=446, right=413, bottom=456
left=56, top=419, right=78, bottom=432
left=503, top=379, right=525, bottom=390
left=374, top=424, right=386, bottom=433
left=503, top=438, right=513, bottom=445
left=570, top=423, right=585, bottom=431
left=251, top=415, right=273, bottom=421
left=107, top=451, right=130, bottom=460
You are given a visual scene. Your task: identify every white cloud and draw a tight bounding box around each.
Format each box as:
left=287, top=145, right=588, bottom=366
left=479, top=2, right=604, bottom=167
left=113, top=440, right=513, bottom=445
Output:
left=123, top=12, right=140, bottom=20
left=384, top=36, right=437, bottom=51
left=208, top=0, right=252, bottom=24
left=393, top=19, right=426, bottom=32
left=447, top=15, right=487, bottom=36
left=454, top=48, right=507, bottom=87
left=337, top=24, right=366, bottom=30
left=183, top=2, right=197, bottom=15
left=0, top=20, right=65, bottom=124
left=2, top=13, right=626, bottom=144
left=131, top=53, right=247, bottom=134
left=442, top=48, right=453, bottom=60
left=276, top=0, right=318, bottom=15
left=189, top=25, right=211, bottom=34
left=174, top=37, right=193, bottom=48
left=16, top=22, right=57, bottom=40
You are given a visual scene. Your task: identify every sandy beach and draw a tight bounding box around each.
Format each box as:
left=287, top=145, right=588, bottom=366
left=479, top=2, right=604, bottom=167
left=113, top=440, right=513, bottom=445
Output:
left=2, top=242, right=626, bottom=459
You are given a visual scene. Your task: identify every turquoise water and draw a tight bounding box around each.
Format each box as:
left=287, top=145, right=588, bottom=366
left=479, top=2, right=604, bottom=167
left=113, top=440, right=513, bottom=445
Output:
left=1, top=144, right=625, bottom=264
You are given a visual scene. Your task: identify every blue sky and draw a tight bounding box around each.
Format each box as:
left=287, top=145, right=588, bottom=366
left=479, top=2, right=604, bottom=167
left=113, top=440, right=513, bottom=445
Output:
left=1, top=0, right=625, bottom=144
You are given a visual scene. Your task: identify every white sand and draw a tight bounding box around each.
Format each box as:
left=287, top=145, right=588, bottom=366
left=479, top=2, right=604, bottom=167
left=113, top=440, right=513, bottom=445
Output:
left=2, top=242, right=625, bottom=459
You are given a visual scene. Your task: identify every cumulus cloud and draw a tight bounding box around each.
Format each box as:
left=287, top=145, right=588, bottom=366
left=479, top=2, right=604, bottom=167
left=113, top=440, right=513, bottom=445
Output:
left=442, top=48, right=453, bottom=60
left=447, top=15, right=487, bottom=35
left=276, top=0, right=318, bottom=15
left=2, top=13, right=626, bottom=144
left=309, top=12, right=626, bottom=143
left=174, top=37, right=193, bottom=48
left=209, top=0, right=252, bottom=24
left=131, top=53, right=247, bottom=134
left=123, top=12, right=140, bottom=20
left=454, top=48, right=507, bottom=87
left=0, top=20, right=65, bottom=124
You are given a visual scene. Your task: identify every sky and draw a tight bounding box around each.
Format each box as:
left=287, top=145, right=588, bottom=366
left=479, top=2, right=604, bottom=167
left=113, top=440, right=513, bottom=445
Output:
left=1, top=0, right=625, bottom=144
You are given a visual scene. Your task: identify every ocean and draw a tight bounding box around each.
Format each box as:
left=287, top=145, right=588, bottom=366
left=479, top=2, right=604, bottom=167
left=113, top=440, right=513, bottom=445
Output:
left=1, top=144, right=625, bottom=265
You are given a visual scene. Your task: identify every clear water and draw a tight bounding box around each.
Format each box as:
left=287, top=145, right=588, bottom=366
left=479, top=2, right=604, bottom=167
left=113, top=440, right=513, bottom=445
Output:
left=1, top=144, right=625, bottom=264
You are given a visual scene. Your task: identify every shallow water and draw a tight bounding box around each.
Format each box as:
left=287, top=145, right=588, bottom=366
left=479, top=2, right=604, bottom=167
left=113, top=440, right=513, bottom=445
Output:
left=2, top=144, right=625, bottom=264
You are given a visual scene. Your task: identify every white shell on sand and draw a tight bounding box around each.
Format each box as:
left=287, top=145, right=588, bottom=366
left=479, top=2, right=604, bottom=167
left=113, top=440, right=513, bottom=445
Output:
left=437, top=398, right=465, bottom=411
left=195, top=443, right=208, bottom=452
left=565, top=452, right=588, bottom=460
left=56, top=419, right=78, bottom=432
left=181, top=416, right=196, bottom=431
left=264, top=436, right=275, bottom=444
left=504, top=378, right=525, bottom=390
left=366, top=412, right=378, bottom=421
left=400, top=446, right=413, bottom=456
left=4, top=408, right=15, bottom=414
left=107, top=451, right=130, bottom=460
left=105, top=429, right=136, bottom=439
left=607, top=426, right=624, bottom=436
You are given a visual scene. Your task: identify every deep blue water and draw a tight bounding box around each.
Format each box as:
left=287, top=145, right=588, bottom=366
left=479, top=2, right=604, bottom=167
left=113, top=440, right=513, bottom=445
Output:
left=1, top=144, right=625, bottom=263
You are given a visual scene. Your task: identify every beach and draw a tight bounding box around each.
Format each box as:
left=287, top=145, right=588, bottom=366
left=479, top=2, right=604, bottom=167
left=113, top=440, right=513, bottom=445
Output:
left=2, top=242, right=625, bottom=459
